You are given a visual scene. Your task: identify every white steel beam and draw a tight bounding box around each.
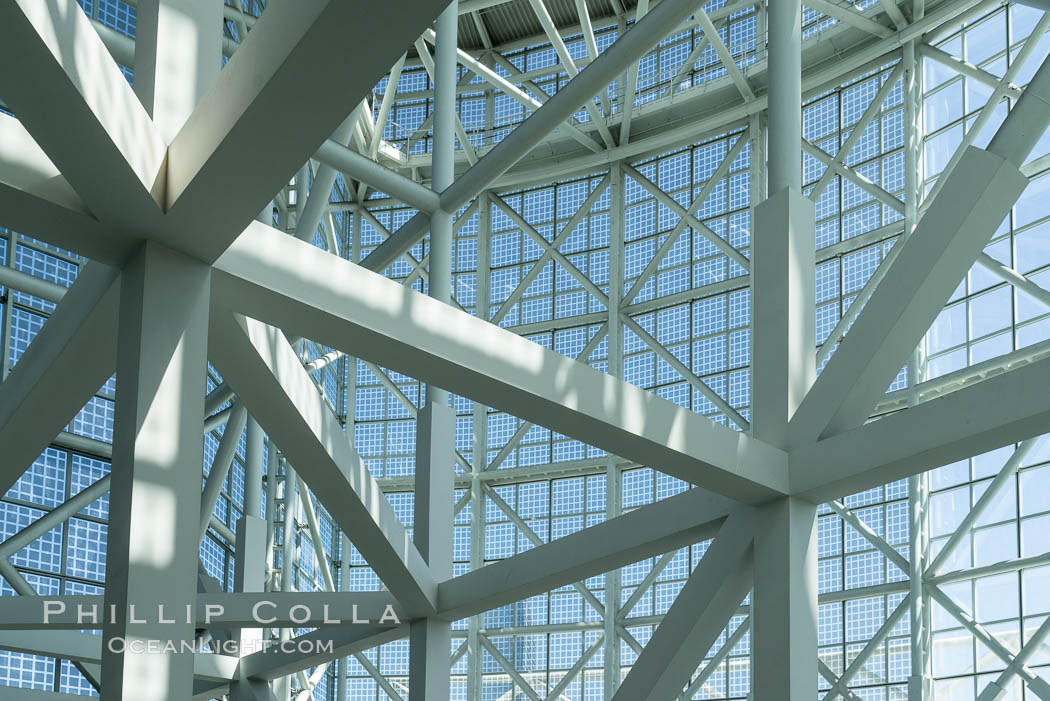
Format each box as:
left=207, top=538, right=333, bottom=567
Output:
left=621, top=162, right=751, bottom=271
left=233, top=514, right=267, bottom=655
left=133, top=0, right=222, bottom=143
left=296, top=478, right=336, bottom=593
left=0, top=114, right=135, bottom=265
left=103, top=242, right=211, bottom=701
left=0, top=0, right=167, bottom=231
left=199, top=400, right=248, bottom=546
left=413, top=38, right=480, bottom=167
left=371, top=53, right=408, bottom=158
left=925, top=438, right=1039, bottom=576
left=978, top=615, right=1050, bottom=701
left=751, top=497, right=818, bottom=701
left=621, top=131, right=748, bottom=306
left=0, top=561, right=102, bottom=689
left=238, top=626, right=408, bottom=681
left=159, top=0, right=447, bottom=263
left=788, top=146, right=1029, bottom=446
left=420, top=28, right=603, bottom=153
left=0, top=475, right=110, bottom=560
left=696, top=7, right=754, bottom=101
left=619, top=0, right=650, bottom=146
left=574, top=0, right=612, bottom=116
left=823, top=594, right=911, bottom=701
left=214, top=223, right=789, bottom=501
left=483, top=482, right=605, bottom=617
left=793, top=55, right=1050, bottom=444
left=409, top=401, right=456, bottom=701
left=927, top=584, right=1050, bottom=700
left=608, top=511, right=754, bottom=701
left=680, top=617, right=750, bottom=700
left=752, top=189, right=815, bottom=447
left=790, top=351, right=1050, bottom=501
left=489, top=175, right=610, bottom=325
left=920, top=12, right=1050, bottom=210
left=360, top=0, right=705, bottom=273
left=525, top=0, right=615, bottom=148
left=437, top=486, right=733, bottom=619
left=809, top=62, right=907, bottom=202
left=294, top=112, right=359, bottom=242
left=207, top=310, right=439, bottom=615
left=490, top=192, right=610, bottom=305
left=976, top=252, right=1050, bottom=309
left=802, top=139, right=905, bottom=213
left=620, top=312, right=748, bottom=428
left=0, top=263, right=118, bottom=496
left=796, top=0, right=893, bottom=37
left=918, top=43, right=1023, bottom=100
left=314, top=138, right=440, bottom=215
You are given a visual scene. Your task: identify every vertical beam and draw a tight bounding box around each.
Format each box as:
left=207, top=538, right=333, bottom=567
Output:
left=903, top=40, right=931, bottom=701
left=234, top=515, right=267, bottom=655
left=751, top=497, right=818, bottom=701
left=102, top=241, right=211, bottom=701
left=410, top=404, right=456, bottom=701
left=423, top=0, right=457, bottom=679
left=428, top=0, right=458, bottom=408
left=134, top=0, right=222, bottom=142
left=468, top=192, right=490, bottom=700
left=412, top=6, right=457, bottom=698
left=337, top=211, right=360, bottom=699
left=0, top=235, right=16, bottom=381
left=390, top=4, right=458, bottom=695
left=263, top=441, right=279, bottom=593
left=244, top=418, right=264, bottom=519
left=753, top=0, right=812, bottom=444
left=275, top=461, right=298, bottom=701
left=604, top=161, right=625, bottom=697
left=908, top=469, right=932, bottom=701
left=766, top=0, right=802, bottom=194
left=751, top=189, right=814, bottom=446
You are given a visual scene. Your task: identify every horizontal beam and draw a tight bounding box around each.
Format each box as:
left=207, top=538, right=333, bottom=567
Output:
left=790, top=352, right=1050, bottom=501
left=214, top=224, right=789, bottom=502
left=0, top=264, right=68, bottom=304
left=314, top=139, right=440, bottom=214
left=207, top=309, right=439, bottom=615
left=438, top=486, right=733, bottom=619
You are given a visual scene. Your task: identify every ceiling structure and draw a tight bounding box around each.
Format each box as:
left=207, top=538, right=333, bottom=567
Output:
left=0, top=0, right=1049, bottom=699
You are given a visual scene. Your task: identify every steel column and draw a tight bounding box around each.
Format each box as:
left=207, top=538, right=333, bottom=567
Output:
left=102, top=241, right=211, bottom=701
